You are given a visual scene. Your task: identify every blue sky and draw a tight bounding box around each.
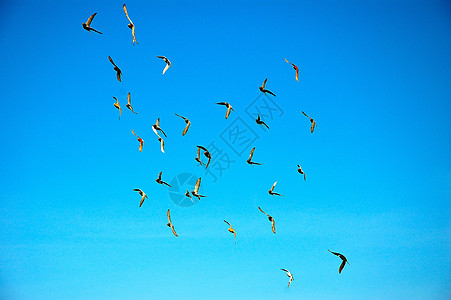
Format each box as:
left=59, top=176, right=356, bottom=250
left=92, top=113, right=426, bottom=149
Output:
left=0, top=0, right=450, bottom=299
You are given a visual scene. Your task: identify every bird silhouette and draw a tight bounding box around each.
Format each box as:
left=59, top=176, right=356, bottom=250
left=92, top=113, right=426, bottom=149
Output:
left=167, top=209, right=178, bottom=237
left=113, top=97, right=121, bottom=120
left=224, top=220, right=236, bottom=243
left=302, top=111, right=317, bottom=133
left=156, top=56, right=171, bottom=74
left=285, top=58, right=299, bottom=81
left=256, top=114, right=269, bottom=129
left=125, top=93, right=138, bottom=114
left=82, top=13, right=102, bottom=34
left=123, top=4, right=138, bottom=45
left=216, top=102, right=234, bottom=119
left=197, top=146, right=211, bottom=168
left=258, top=207, right=276, bottom=234
left=259, top=78, right=276, bottom=96
left=108, top=56, right=122, bottom=82
left=185, top=190, right=194, bottom=203
left=158, top=137, right=165, bottom=153
left=281, top=269, right=294, bottom=287
left=297, top=165, right=306, bottom=181
left=155, top=171, right=172, bottom=187
left=247, top=147, right=263, bottom=165
left=175, top=113, right=190, bottom=136
left=133, top=188, right=148, bottom=207
left=268, top=181, right=283, bottom=197
left=328, top=249, right=349, bottom=274
left=152, top=118, right=167, bottom=138
left=131, top=129, right=144, bottom=152
left=191, top=177, right=207, bottom=200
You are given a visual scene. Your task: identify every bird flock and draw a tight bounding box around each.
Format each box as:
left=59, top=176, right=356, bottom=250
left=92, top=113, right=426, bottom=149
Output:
left=83, top=5, right=348, bottom=288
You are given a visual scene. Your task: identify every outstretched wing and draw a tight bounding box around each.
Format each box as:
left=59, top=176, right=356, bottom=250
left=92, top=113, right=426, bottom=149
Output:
left=248, top=147, right=255, bottom=161
left=123, top=4, right=133, bottom=24
left=311, top=120, right=316, bottom=133
left=162, top=63, right=170, bottom=74
left=271, top=219, right=276, bottom=234
left=339, top=260, right=346, bottom=273
left=262, top=78, right=268, bottom=89
left=86, top=13, right=97, bottom=26
left=270, top=181, right=277, bottom=192
left=182, top=122, right=190, bottom=136
left=302, top=111, right=310, bottom=119
left=258, top=206, right=270, bottom=217
left=224, top=220, right=231, bottom=227
left=127, top=92, right=131, bottom=105
left=167, top=209, right=172, bottom=223
left=108, top=56, right=117, bottom=67
left=194, top=177, right=201, bottom=193
left=158, top=171, right=162, bottom=180
left=171, top=225, right=178, bottom=237
left=281, top=268, right=289, bottom=273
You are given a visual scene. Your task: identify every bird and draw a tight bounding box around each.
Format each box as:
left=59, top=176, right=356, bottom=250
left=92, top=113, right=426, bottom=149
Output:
left=297, top=165, right=306, bottom=181
left=259, top=78, right=276, bottom=97
left=167, top=209, right=178, bottom=237
left=302, top=111, right=317, bottom=133
left=195, top=147, right=204, bottom=166
left=133, top=188, right=148, bottom=207
left=328, top=249, right=349, bottom=274
left=224, top=220, right=236, bottom=244
left=158, top=137, right=165, bottom=153
left=156, top=56, right=171, bottom=74
left=247, top=147, right=262, bottom=165
left=175, top=113, right=190, bottom=136
left=268, top=181, right=283, bottom=197
left=108, top=56, right=122, bottom=82
left=281, top=269, right=294, bottom=287
left=216, top=102, right=234, bottom=119
left=82, top=13, right=102, bottom=34
left=255, top=114, right=269, bottom=129
left=197, top=146, right=211, bottom=168
left=191, top=177, right=207, bottom=200
left=123, top=4, right=138, bottom=45
left=152, top=118, right=167, bottom=138
left=131, top=129, right=144, bottom=152
left=285, top=58, right=299, bottom=81
left=258, top=207, right=276, bottom=234
left=113, top=97, right=121, bottom=120
left=125, top=93, right=138, bottom=114
left=185, top=190, right=193, bottom=203
left=155, top=171, right=172, bottom=187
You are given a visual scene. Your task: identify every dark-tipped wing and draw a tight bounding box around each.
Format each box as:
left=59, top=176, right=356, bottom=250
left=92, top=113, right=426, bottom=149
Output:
left=86, top=13, right=97, bottom=26
left=258, top=206, right=270, bottom=217
left=248, top=147, right=255, bottom=161
left=262, top=78, right=268, bottom=89
left=224, top=220, right=231, bottom=227
left=108, top=56, right=117, bottom=67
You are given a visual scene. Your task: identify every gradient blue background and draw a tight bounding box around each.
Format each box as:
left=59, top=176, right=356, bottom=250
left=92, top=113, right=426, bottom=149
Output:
left=1, top=0, right=450, bottom=299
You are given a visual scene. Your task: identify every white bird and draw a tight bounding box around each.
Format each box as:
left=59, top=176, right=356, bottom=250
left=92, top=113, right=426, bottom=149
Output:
left=133, top=188, right=148, bottom=207
left=281, top=269, right=294, bottom=287
left=156, top=56, right=171, bottom=74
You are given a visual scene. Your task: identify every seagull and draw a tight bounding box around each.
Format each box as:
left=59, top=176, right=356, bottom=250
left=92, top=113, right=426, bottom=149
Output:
left=125, top=93, right=137, bottom=114
left=281, top=269, right=294, bottom=287
left=158, top=137, right=165, bottom=153
left=133, top=188, right=148, bottom=207
left=152, top=118, right=167, bottom=138
left=247, top=147, right=262, bottom=165
left=108, top=56, right=122, bottom=82
left=197, top=146, right=211, bottom=168
left=82, top=13, right=102, bottom=34
left=156, top=56, right=171, bottom=74
left=167, top=209, right=178, bottom=237
left=259, top=78, right=276, bottom=97
left=155, top=171, right=172, bottom=187
left=216, top=102, right=234, bottom=119
left=113, top=97, right=121, bottom=120
left=123, top=4, right=138, bottom=45
left=224, top=220, right=236, bottom=244
left=175, top=113, right=190, bottom=136
left=131, top=129, right=144, bottom=152
left=302, top=111, right=317, bottom=133
left=328, top=249, right=349, bottom=274
left=256, top=114, right=269, bottom=129
left=258, top=207, right=276, bottom=234
left=285, top=58, right=299, bottom=81
left=297, top=165, right=306, bottom=181
left=191, top=177, right=207, bottom=200
left=195, top=147, right=204, bottom=166
left=185, top=190, right=194, bottom=202
left=268, top=181, right=283, bottom=197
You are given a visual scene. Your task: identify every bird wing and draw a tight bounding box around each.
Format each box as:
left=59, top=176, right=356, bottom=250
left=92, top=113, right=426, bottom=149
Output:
left=270, top=181, right=277, bottom=192
left=288, top=276, right=292, bottom=287
left=139, top=194, right=146, bottom=207
left=281, top=269, right=289, bottom=273
left=311, top=121, right=315, bottom=133
left=167, top=209, right=172, bottom=223
left=302, top=111, right=310, bottom=119
left=133, top=188, right=142, bottom=193
left=225, top=106, right=232, bottom=119
left=175, top=113, right=187, bottom=121
left=116, top=70, right=122, bottom=82
left=162, top=63, right=170, bottom=74
left=266, top=90, right=276, bottom=97
left=158, top=171, right=162, bottom=180
left=295, top=68, right=299, bottom=81
left=156, top=118, right=160, bottom=127
left=271, top=219, right=276, bottom=234
left=108, top=56, right=117, bottom=67
left=86, top=13, right=97, bottom=26
left=216, top=102, right=227, bottom=106
left=197, top=145, right=208, bottom=152
left=127, top=93, right=131, bottom=105
left=113, top=97, right=119, bottom=106
left=262, top=78, right=267, bottom=89
left=123, top=4, right=133, bottom=24
left=194, top=177, right=201, bottom=193
left=248, top=147, right=255, bottom=161
left=159, top=138, right=165, bottom=153
left=303, top=173, right=306, bottom=181
left=171, top=225, right=178, bottom=237
left=182, top=122, right=190, bottom=136
left=224, top=220, right=231, bottom=227
left=339, top=260, right=346, bottom=273
left=258, top=206, right=270, bottom=217
left=132, top=26, right=138, bottom=44
left=256, top=114, right=261, bottom=121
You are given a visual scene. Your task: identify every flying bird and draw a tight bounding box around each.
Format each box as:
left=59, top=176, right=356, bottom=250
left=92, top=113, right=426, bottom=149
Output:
left=197, top=146, right=211, bottom=168
left=285, top=58, right=299, bottom=81
left=131, top=129, right=144, bottom=152
left=302, top=111, right=317, bottom=133
left=125, top=93, right=137, bottom=114
left=216, top=102, right=234, bottom=119
left=191, top=177, right=207, bottom=200
left=123, top=4, right=138, bottom=45
left=82, top=13, right=102, bottom=34
left=175, top=113, right=190, bottom=136
left=195, top=147, right=204, bottom=166
left=258, top=207, right=276, bottom=234
left=255, top=114, right=269, bottom=129
left=259, top=78, right=276, bottom=97
left=152, top=118, right=167, bottom=138
left=133, top=188, right=148, bottom=207
left=268, top=181, right=283, bottom=197
left=167, top=209, right=178, bottom=237
left=281, top=269, right=294, bottom=287
left=113, top=97, right=121, bottom=120
left=108, top=56, right=122, bottom=82
left=297, top=165, right=306, bottom=181
left=185, top=190, right=193, bottom=202
left=155, top=171, right=172, bottom=187
left=247, top=147, right=262, bottom=165
left=158, top=137, right=165, bottom=153
left=224, top=220, right=236, bottom=244
left=156, top=56, right=171, bottom=74
left=328, top=249, right=349, bottom=274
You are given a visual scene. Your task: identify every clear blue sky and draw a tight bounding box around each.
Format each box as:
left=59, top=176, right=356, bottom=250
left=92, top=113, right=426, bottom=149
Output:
left=0, top=0, right=450, bottom=299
